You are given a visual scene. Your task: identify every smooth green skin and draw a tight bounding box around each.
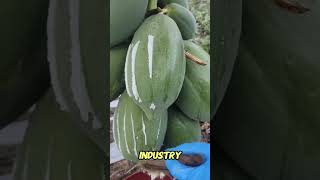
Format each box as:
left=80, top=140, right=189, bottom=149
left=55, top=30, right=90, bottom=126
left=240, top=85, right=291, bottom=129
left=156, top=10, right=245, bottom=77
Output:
left=176, top=41, right=210, bottom=121
left=212, top=0, right=242, bottom=116
left=215, top=0, right=320, bottom=179
left=160, top=0, right=189, bottom=9
left=14, top=90, right=106, bottom=180
left=0, top=0, right=49, bottom=74
left=47, top=0, right=107, bottom=153
left=0, top=0, right=50, bottom=128
left=165, top=3, right=196, bottom=40
left=213, top=143, right=254, bottom=180
left=110, top=44, right=128, bottom=101
left=163, top=107, right=201, bottom=148
left=110, top=0, right=148, bottom=47
left=125, top=14, right=185, bottom=121
left=114, top=91, right=168, bottom=162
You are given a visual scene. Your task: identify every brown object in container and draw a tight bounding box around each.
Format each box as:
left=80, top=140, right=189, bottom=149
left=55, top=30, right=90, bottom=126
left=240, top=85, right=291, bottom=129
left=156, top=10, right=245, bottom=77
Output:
left=178, top=154, right=204, bottom=167
left=142, top=154, right=204, bottom=170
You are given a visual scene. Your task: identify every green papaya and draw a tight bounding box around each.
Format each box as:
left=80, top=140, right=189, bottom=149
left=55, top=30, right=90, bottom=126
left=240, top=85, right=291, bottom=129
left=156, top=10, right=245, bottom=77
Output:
left=159, top=0, right=189, bottom=9
left=13, top=90, right=106, bottom=180
left=212, top=0, right=242, bottom=116
left=110, top=0, right=148, bottom=47
left=163, top=107, right=201, bottom=148
left=124, top=14, right=185, bottom=120
left=213, top=142, right=254, bottom=180
left=215, top=0, right=320, bottom=179
left=47, top=0, right=107, bottom=153
left=113, top=91, right=167, bottom=162
left=176, top=41, right=210, bottom=121
left=164, top=3, right=197, bottom=40
left=110, top=44, right=128, bottom=101
left=0, top=0, right=50, bottom=128
left=0, top=0, right=49, bottom=74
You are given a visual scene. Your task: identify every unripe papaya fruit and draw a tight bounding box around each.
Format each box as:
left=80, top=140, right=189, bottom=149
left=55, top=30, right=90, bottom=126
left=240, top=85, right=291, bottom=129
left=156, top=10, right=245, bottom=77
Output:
left=14, top=90, right=106, bottom=180
left=176, top=41, right=210, bottom=121
left=159, top=0, right=189, bottom=9
left=110, top=44, right=128, bottom=101
left=0, top=0, right=50, bottom=128
left=164, top=3, right=197, bottom=40
left=0, top=0, right=49, bottom=73
left=163, top=107, right=201, bottom=148
left=212, top=0, right=242, bottom=116
left=47, top=0, right=107, bottom=153
left=113, top=91, right=168, bottom=162
left=110, top=0, right=148, bottom=47
left=213, top=142, right=252, bottom=179
left=215, top=0, right=320, bottom=179
left=125, top=14, right=185, bottom=120
left=0, top=40, right=50, bottom=129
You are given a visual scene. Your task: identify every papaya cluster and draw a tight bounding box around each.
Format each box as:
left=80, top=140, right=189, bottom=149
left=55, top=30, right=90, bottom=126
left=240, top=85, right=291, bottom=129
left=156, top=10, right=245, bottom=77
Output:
left=2, top=1, right=108, bottom=179
left=213, top=0, right=320, bottom=179
left=110, top=0, right=210, bottom=162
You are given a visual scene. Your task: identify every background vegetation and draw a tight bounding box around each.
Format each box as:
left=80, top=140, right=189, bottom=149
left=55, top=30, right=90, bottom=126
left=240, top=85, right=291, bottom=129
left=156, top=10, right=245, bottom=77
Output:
left=189, top=0, right=210, bottom=52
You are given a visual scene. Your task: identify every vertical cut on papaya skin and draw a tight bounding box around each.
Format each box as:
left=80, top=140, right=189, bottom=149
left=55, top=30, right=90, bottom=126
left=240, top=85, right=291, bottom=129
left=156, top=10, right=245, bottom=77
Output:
left=113, top=91, right=168, bottom=162
left=13, top=90, right=106, bottom=180
left=124, top=14, right=185, bottom=121
left=47, top=0, right=108, bottom=153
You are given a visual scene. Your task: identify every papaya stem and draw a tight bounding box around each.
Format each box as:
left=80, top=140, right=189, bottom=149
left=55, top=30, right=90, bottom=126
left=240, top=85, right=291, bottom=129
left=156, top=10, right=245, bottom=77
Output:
left=147, top=0, right=158, bottom=11
left=145, top=7, right=162, bottom=17
left=185, top=51, right=207, bottom=66
left=159, top=8, right=169, bottom=14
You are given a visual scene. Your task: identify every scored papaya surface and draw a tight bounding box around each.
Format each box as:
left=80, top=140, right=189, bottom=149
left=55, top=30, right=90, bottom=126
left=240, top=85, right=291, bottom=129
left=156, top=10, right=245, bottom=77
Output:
left=47, top=0, right=107, bottom=153
left=125, top=14, right=186, bottom=121
left=13, top=90, right=106, bottom=180
left=113, top=91, right=167, bottom=162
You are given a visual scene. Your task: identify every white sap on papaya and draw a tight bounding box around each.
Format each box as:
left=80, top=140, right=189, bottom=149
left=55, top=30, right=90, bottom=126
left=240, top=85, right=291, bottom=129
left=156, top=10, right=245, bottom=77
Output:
left=124, top=14, right=186, bottom=121
left=114, top=91, right=167, bottom=162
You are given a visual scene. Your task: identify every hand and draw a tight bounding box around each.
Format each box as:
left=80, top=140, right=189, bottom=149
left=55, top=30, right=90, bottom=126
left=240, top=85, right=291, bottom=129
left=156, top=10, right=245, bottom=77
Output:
left=165, top=142, right=210, bottom=180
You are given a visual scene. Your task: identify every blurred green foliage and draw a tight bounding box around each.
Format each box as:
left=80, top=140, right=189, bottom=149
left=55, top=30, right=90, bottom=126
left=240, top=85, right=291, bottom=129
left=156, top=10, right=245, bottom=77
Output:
left=188, top=0, right=210, bottom=53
